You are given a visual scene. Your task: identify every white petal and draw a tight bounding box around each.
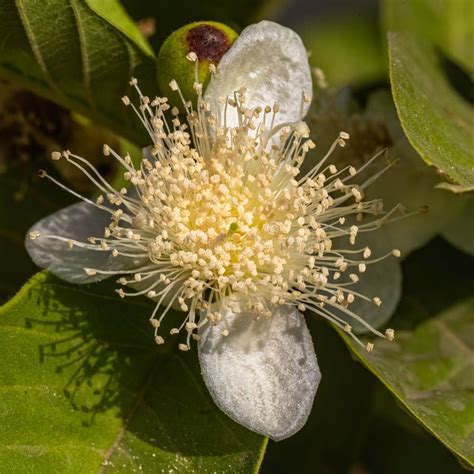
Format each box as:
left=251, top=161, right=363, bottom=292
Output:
left=198, top=302, right=320, bottom=441
left=335, top=228, right=401, bottom=333
left=25, top=201, right=129, bottom=283
left=205, top=21, right=312, bottom=129
left=442, top=198, right=474, bottom=255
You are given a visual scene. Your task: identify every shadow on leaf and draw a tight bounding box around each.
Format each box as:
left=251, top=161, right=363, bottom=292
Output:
left=21, top=272, right=262, bottom=460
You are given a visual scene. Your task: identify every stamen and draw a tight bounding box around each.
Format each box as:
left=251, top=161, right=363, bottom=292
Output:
left=31, top=78, right=404, bottom=350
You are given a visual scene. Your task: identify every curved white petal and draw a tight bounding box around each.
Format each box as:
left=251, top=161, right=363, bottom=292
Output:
left=205, top=21, right=312, bottom=129
left=25, top=201, right=129, bottom=283
left=442, top=198, right=474, bottom=255
left=198, top=302, right=320, bottom=441
left=334, top=228, right=402, bottom=333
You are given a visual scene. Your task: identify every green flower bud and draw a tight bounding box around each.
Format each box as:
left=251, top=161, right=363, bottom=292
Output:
left=157, top=21, right=238, bottom=106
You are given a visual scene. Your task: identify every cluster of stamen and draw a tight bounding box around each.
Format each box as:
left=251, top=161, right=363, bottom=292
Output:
left=30, top=53, right=404, bottom=352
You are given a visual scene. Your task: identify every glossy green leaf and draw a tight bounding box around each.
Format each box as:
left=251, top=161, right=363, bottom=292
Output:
left=0, top=0, right=157, bottom=146
left=388, top=32, right=474, bottom=186
left=383, top=0, right=474, bottom=72
left=302, top=13, right=386, bottom=88
left=0, top=272, right=266, bottom=472
left=340, top=297, right=474, bottom=469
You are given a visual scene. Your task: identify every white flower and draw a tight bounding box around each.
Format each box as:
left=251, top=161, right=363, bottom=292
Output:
left=25, top=21, right=401, bottom=440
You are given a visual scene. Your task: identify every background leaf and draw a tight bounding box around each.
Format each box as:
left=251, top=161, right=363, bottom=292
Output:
left=0, top=272, right=266, bottom=473
left=0, top=0, right=157, bottom=146
left=383, top=0, right=474, bottom=73
left=301, top=12, right=386, bottom=88
left=342, top=298, right=474, bottom=468
left=338, top=237, right=474, bottom=469
left=388, top=32, right=474, bottom=186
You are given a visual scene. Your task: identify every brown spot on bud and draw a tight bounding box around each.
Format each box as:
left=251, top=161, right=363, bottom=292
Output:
left=186, top=25, right=231, bottom=63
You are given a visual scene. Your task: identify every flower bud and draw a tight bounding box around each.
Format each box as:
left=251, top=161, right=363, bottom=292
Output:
left=157, top=21, right=238, bottom=106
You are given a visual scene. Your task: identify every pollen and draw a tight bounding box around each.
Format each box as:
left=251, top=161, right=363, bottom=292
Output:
left=29, top=230, right=41, bottom=240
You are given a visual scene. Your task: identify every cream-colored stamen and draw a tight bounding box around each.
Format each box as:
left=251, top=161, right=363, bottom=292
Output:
left=35, top=75, right=402, bottom=352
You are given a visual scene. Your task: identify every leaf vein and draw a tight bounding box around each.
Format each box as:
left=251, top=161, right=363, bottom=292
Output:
left=68, top=0, right=93, bottom=108
left=14, top=0, right=61, bottom=96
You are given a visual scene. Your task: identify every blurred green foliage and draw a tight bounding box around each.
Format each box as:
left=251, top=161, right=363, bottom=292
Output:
left=120, top=0, right=283, bottom=50
left=302, top=13, right=386, bottom=88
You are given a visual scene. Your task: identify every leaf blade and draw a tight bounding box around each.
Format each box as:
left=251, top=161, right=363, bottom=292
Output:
left=339, top=297, right=474, bottom=468
left=383, top=0, right=474, bottom=73
left=388, top=32, right=474, bottom=186
left=0, top=272, right=267, bottom=472
left=0, top=0, right=157, bottom=145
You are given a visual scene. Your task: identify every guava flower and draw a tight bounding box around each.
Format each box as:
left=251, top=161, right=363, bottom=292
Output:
left=25, top=21, right=401, bottom=440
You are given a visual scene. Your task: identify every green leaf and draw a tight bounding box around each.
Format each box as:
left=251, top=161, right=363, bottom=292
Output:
left=383, top=0, right=474, bottom=72
left=0, top=272, right=266, bottom=472
left=340, top=297, right=474, bottom=468
left=0, top=0, right=157, bottom=146
left=388, top=32, right=474, bottom=186
left=86, top=0, right=153, bottom=55
left=302, top=13, right=386, bottom=88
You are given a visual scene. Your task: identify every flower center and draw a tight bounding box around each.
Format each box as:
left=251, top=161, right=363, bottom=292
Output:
left=134, top=116, right=312, bottom=316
